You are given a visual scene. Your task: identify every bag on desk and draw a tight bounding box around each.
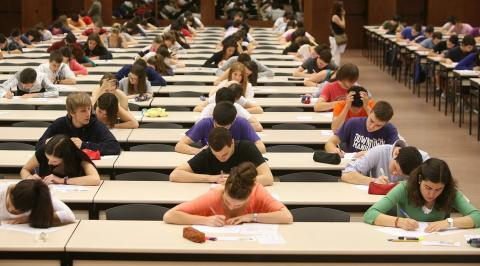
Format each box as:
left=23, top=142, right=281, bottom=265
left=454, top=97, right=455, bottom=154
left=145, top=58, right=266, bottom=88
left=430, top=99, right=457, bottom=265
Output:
left=313, top=151, right=341, bottom=165
left=82, top=149, right=101, bottom=160
left=334, top=33, right=348, bottom=45
left=368, top=182, right=398, bottom=195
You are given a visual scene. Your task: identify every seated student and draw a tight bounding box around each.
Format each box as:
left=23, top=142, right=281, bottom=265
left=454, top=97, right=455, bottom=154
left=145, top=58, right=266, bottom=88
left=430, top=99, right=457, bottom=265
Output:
left=197, top=83, right=262, bottom=114
left=341, top=140, right=426, bottom=185
left=94, top=93, right=139, bottom=129
left=211, top=62, right=254, bottom=99
left=364, top=158, right=480, bottom=232
left=83, top=33, right=113, bottom=60
left=419, top=31, right=443, bottom=50
left=447, top=20, right=473, bottom=35
left=444, top=35, right=476, bottom=64
left=49, top=19, right=72, bottom=36
left=184, top=10, right=204, bottom=30
left=7, top=28, right=26, bottom=52
left=0, top=68, right=59, bottom=98
left=293, top=46, right=334, bottom=77
left=412, top=25, right=434, bottom=49
left=0, top=33, right=22, bottom=55
left=331, top=86, right=374, bottom=132
left=138, top=35, right=163, bottom=57
left=79, top=11, right=93, bottom=26
left=215, top=53, right=274, bottom=78
left=36, top=50, right=76, bottom=85
left=176, top=102, right=266, bottom=155
left=283, top=36, right=313, bottom=55
left=198, top=86, right=263, bottom=132
left=118, top=63, right=153, bottom=99
left=116, top=58, right=167, bottom=86
left=124, top=21, right=146, bottom=37
left=154, top=45, right=185, bottom=69
left=147, top=53, right=174, bottom=77
left=433, top=34, right=458, bottom=55
left=397, top=23, right=425, bottom=43
left=325, top=101, right=399, bottom=155
left=165, top=161, right=291, bottom=226
left=164, top=30, right=188, bottom=54
left=0, top=179, right=75, bottom=228
left=314, top=63, right=359, bottom=112
left=20, top=29, right=40, bottom=47
left=379, top=15, right=402, bottom=34
left=303, top=67, right=336, bottom=88
left=59, top=46, right=88, bottom=76
left=92, top=74, right=129, bottom=110
left=171, top=127, right=272, bottom=185
left=34, top=23, right=53, bottom=42
left=67, top=14, right=87, bottom=31
left=82, top=21, right=107, bottom=36
left=203, top=39, right=239, bottom=68
left=441, top=16, right=457, bottom=32
left=273, top=11, right=293, bottom=34
left=224, top=11, right=250, bottom=33
left=103, top=27, right=128, bottom=48
left=36, top=92, right=121, bottom=155
left=455, top=51, right=480, bottom=71
left=21, top=134, right=101, bottom=186
left=47, top=33, right=87, bottom=66
left=112, top=23, right=137, bottom=46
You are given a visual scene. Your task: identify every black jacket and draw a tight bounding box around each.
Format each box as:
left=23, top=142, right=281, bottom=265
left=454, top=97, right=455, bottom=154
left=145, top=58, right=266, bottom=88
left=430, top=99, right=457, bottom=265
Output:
left=36, top=115, right=121, bottom=155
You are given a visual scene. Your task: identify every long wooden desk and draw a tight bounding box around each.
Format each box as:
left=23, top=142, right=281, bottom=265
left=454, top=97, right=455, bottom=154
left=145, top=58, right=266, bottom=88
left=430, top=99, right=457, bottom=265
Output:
left=163, top=75, right=304, bottom=85
left=150, top=97, right=315, bottom=108
left=159, top=85, right=316, bottom=96
left=0, top=127, right=132, bottom=143
left=65, top=220, right=480, bottom=264
left=0, top=96, right=152, bottom=108
left=0, top=110, right=143, bottom=123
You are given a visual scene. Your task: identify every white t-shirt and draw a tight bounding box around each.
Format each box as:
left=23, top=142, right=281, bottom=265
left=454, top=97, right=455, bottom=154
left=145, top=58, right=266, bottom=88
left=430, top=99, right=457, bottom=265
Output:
left=216, top=79, right=254, bottom=99
left=36, top=62, right=75, bottom=82
left=0, top=183, right=75, bottom=224
left=200, top=102, right=251, bottom=120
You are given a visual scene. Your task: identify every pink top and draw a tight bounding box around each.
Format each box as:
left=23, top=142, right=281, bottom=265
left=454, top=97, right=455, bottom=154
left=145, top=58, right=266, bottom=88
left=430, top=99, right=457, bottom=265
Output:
left=450, top=23, right=473, bottom=35
left=69, top=59, right=88, bottom=76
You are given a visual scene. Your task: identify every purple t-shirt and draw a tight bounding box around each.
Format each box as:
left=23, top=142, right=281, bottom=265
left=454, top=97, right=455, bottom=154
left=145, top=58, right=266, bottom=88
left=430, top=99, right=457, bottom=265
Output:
left=336, top=117, right=399, bottom=152
left=186, top=117, right=260, bottom=145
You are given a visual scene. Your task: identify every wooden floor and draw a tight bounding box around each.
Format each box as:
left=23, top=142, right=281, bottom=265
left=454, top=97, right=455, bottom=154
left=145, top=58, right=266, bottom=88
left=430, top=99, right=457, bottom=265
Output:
left=344, top=49, right=480, bottom=207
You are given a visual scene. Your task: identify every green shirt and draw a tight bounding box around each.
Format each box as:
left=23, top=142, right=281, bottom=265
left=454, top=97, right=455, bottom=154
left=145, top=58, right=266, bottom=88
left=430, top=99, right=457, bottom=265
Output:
left=364, top=181, right=480, bottom=227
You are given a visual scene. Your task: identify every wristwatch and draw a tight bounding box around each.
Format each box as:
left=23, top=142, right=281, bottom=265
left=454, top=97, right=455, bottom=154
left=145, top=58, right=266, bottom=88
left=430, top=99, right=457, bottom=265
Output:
left=253, top=213, right=258, bottom=223
left=446, top=217, right=454, bottom=228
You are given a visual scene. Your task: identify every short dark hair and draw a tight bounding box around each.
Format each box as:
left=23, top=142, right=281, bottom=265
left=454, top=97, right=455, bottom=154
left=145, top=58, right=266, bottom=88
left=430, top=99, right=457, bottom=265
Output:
left=228, top=83, right=243, bottom=100
left=318, top=48, right=333, bottom=64
left=208, top=127, right=233, bottom=152
left=0, top=33, right=6, bottom=43
left=19, top=68, right=37, bottom=84
left=348, top=86, right=368, bottom=107
left=65, top=32, right=77, bottom=43
left=10, top=28, right=21, bottom=37
left=237, top=53, right=252, bottom=63
left=372, top=101, right=394, bottom=122
left=336, top=63, right=359, bottom=82
left=412, top=24, right=422, bottom=33
left=212, top=102, right=237, bottom=126
left=448, top=35, right=459, bottom=46
left=462, top=35, right=476, bottom=46
left=59, top=46, right=73, bottom=59
left=11, top=180, right=53, bottom=228
left=49, top=51, right=64, bottom=63
left=215, top=87, right=236, bottom=103
left=396, top=146, right=423, bottom=176
left=425, top=25, right=434, bottom=34
left=225, top=162, right=257, bottom=200
left=432, top=32, right=443, bottom=40
left=314, top=43, right=330, bottom=55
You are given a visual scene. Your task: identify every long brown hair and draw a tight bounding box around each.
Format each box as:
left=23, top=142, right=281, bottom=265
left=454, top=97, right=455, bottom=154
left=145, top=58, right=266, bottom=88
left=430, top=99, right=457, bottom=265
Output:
left=407, top=158, right=457, bottom=212
left=10, top=180, right=54, bottom=228
left=228, top=62, right=248, bottom=97
left=128, top=63, right=148, bottom=95
left=225, top=162, right=257, bottom=200
left=95, top=93, right=119, bottom=128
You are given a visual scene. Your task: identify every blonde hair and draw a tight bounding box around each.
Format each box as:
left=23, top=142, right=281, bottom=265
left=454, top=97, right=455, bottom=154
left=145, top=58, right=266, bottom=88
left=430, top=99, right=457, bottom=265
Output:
left=228, top=62, right=248, bottom=96
left=66, top=92, right=92, bottom=114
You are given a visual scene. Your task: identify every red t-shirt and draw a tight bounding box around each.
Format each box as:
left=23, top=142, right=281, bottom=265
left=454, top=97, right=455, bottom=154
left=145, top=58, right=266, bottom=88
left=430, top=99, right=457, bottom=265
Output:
left=177, top=184, right=285, bottom=219
left=320, top=81, right=349, bottom=102
left=82, top=16, right=93, bottom=25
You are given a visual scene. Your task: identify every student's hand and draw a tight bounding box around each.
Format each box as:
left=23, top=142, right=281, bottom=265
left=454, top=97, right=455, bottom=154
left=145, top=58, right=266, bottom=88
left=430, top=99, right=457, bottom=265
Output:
left=375, top=175, right=389, bottom=184
left=26, top=174, right=41, bottom=180
left=398, top=218, right=419, bottom=231
left=204, top=215, right=226, bottom=227
left=425, top=220, right=450, bottom=233
left=216, top=174, right=228, bottom=184
left=360, top=91, right=369, bottom=108
left=4, top=91, right=14, bottom=99
left=20, top=93, right=38, bottom=98
left=345, top=92, right=355, bottom=107
left=43, top=174, right=63, bottom=184
left=333, top=148, right=345, bottom=158
left=70, top=137, right=82, bottom=148
left=353, top=150, right=367, bottom=159
left=4, top=215, right=29, bottom=225
left=226, top=214, right=254, bottom=225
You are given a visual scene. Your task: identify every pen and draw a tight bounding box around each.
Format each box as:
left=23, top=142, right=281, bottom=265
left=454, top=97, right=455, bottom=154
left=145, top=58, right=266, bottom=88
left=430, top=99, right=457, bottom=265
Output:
left=205, top=236, right=217, bottom=241
left=379, top=167, right=389, bottom=183
left=397, top=236, right=422, bottom=241
left=399, top=208, right=411, bottom=219
left=388, top=239, right=420, bottom=242
left=209, top=206, right=217, bottom=215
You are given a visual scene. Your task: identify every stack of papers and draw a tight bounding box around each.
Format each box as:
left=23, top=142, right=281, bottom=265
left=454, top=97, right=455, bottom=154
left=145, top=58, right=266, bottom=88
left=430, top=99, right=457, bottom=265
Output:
left=193, top=224, right=285, bottom=244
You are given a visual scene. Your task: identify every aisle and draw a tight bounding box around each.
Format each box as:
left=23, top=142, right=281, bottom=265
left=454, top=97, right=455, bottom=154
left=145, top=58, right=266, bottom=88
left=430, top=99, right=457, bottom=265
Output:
left=342, top=49, right=480, bottom=206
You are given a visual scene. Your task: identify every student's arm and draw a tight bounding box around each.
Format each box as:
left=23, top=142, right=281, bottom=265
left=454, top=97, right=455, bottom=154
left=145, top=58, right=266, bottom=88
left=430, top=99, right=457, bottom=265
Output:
left=333, top=14, right=346, bottom=29
left=255, top=162, right=274, bottom=186
left=169, top=162, right=218, bottom=183
left=64, top=161, right=101, bottom=186
left=80, top=123, right=121, bottom=155
left=331, top=94, right=353, bottom=132
left=314, top=96, right=340, bottom=112
left=175, top=135, right=202, bottom=155
left=20, top=155, right=41, bottom=180
left=455, top=53, right=476, bottom=70
left=41, top=76, right=60, bottom=98
left=254, top=59, right=274, bottom=78
left=98, top=47, right=113, bottom=60
left=215, top=57, right=235, bottom=76
left=147, top=67, right=167, bottom=86
left=36, top=123, right=59, bottom=149
left=51, top=197, right=76, bottom=225
left=304, top=70, right=328, bottom=87
left=249, top=117, right=263, bottom=132
left=193, top=101, right=208, bottom=112
left=292, top=66, right=307, bottom=77
left=115, top=107, right=139, bottom=129
left=243, top=100, right=263, bottom=114
left=59, top=65, right=77, bottom=85
left=324, top=135, right=343, bottom=154
left=0, top=75, right=18, bottom=98
left=227, top=207, right=293, bottom=225
left=340, top=148, right=381, bottom=184
left=164, top=205, right=225, bottom=226
left=213, top=69, right=229, bottom=85
left=202, top=53, right=220, bottom=68
left=341, top=171, right=376, bottom=185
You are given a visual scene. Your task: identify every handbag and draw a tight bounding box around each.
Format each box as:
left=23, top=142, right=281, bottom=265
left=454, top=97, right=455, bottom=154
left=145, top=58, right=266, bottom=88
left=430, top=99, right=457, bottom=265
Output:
left=368, top=182, right=398, bottom=195
left=334, top=33, right=348, bottom=45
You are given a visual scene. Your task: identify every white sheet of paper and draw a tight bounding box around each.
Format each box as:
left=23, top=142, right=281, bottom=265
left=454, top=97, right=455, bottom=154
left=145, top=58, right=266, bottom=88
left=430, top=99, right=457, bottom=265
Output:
left=193, top=224, right=279, bottom=235
left=344, top=153, right=356, bottom=160
left=353, top=185, right=369, bottom=191
left=101, top=155, right=118, bottom=160
left=0, top=223, right=63, bottom=235
left=216, top=236, right=255, bottom=241
left=254, top=233, right=286, bottom=244
left=421, top=241, right=460, bottom=247
left=49, top=184, right=88, bottom=192
left=376, top=222, right=459, bottom=238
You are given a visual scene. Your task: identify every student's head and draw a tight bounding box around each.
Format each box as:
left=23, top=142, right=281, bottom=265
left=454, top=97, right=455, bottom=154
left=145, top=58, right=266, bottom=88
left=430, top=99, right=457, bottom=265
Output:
left=19, top=68, right=37, bottom=89
left=313, top=43, right=330, bottom=58
left=25, top=29, right=38, bottom=41
left=10, top=28, right=21, bottom=39
left=45, top=134, right=94, bottom=177
left=95, top=93, right=119, bottom=128
left=59, top=46, right=73, bottom=64
left=87, top=33, right=102, bottom=50
left=347, top=85, right=368, bottom=110
left=237, top=53, right=252, bottom=64
left=71, top=14, right=80, bottom=22
left=65, top=32, right=77, bottom=44
left=93, top=21, right=103, bottom=34
left=228, top=83, right=244, bottom=100
left=207, top=127, right=234, bottom=162
left=392, top=14, right=401, bottom=24
left=151, top=35, right=164, bottom=50
left=215, top=87, right=236, bottom=104
left=316, top=48, right=333, bottom=69
left=366, top=101, right=394, bottom=132
left=100, top=73, right=119, bottom=93
left=461, top=35, right=476, bottom=53
left=148, top=54, right=171, bottom=76
left=336, top=63, right=359, bottom=89
left=283, top=11, right=293, bottom=22
left=243, top=61, right=258, bottom=86
left=228, top=62, right=248, bottom=95
left=447, top=16, right=457, bottom=25
left=424, top=25, right=434, bottom=38
left=0, top=34, right=6, bottom=48
left=223, top=162, right=257, bottom=208
left=233, top=11, right=245, bottom=22
left=331, top=1, right=344, bottom=16
left=128, top=63, right=147, bottom=94
left=447, top=35, right=459, bottom=49
left=389, top=142, right=423, bottom=179
left=453, top=20, right=464, bottom=32
left=212, top=102, right=237, bottom=128
left=66, top=92, right=92, bottom=127
left=8, top=180, right=53, bottom=228
left=407, top=158, right=457, bottom=212
left=48, top=51, right=64, bottom=72
left=411, top=24, right=422, bottom=36
left=162, top=31, right=176, bottom=47
left=110, top=27, right=121, bottom=39
left=222, top=39, right=237, bottom=58
left=432, top=32, right=443, bottom=45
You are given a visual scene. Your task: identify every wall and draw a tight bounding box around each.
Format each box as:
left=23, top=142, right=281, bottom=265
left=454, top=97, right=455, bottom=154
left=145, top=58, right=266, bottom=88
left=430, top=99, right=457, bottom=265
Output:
left=0, top=2, right=21, bottom=35
left=367, top=0, right=396, bottom=25
left=426, top=0, right=480, bottom=26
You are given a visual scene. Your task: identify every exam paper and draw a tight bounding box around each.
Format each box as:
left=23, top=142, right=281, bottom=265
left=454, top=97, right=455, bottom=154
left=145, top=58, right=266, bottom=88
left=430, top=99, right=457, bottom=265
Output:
left=375, top=222, right=460, bottom=238
left=49, top=184, right=88, bottom=192
left=193, top=223, right=279, bottom=235
left=0, top=223, right=63, bottom=235
left=353, top=185, right=369, bottom=191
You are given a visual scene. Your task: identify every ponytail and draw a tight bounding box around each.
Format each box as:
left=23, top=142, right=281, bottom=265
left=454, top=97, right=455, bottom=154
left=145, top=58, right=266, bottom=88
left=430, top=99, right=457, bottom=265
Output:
left=11, top=180, right=54, bottom=228
left=225, top=162, right=257, bottom=200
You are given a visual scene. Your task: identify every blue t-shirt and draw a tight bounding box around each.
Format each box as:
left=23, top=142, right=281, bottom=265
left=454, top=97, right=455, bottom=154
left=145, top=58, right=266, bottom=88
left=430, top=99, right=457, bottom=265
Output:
left=401, top=27, right=424, bottom=42
left=186, top=117, right=260, bottom=145
left=336, top=117, right=399, bottom=152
